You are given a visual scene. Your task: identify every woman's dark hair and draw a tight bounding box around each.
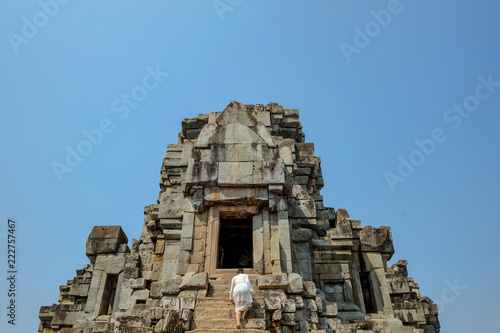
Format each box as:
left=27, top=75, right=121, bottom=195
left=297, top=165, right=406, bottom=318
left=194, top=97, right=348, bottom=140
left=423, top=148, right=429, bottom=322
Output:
left=237, top=268, right=244, bottom=274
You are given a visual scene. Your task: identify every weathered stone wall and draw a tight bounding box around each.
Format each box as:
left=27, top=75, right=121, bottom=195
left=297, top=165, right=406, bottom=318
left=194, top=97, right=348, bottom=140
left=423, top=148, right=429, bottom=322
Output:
left=39, top=102, right=439, bottom=333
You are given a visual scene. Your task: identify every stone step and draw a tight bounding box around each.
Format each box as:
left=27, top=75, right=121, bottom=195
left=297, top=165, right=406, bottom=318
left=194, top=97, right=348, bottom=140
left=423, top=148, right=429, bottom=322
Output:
left=208, top=276, right=260, bottom=289
left=194, top=308, right=233, bottom=319
left=209, top=280, right=259, bottom=288
left=191, top=318, right=266, bottom=330
left=197, top=296, right=265, bottom=305
left=195, top=306, right=265, bottom=320
left=189, top=329, right=269, bottom=333
left=196, top=298, right=233, bottom=308
left=196, top=304, right=264, bottom=316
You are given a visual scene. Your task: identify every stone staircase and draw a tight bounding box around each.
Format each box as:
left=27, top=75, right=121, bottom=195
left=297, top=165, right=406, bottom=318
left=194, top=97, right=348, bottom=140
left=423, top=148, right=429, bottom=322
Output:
left=189, top=274, right=270, bottom=333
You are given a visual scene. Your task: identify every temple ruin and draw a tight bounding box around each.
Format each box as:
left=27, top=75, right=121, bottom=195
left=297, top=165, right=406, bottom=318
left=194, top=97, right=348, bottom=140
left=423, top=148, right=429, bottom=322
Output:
left=39, top=101, right=440, bottom=333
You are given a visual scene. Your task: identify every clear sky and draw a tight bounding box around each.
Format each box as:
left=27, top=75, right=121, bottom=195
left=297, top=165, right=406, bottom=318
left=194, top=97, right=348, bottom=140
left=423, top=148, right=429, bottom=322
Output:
left=1, top=1, right=499, bottom=332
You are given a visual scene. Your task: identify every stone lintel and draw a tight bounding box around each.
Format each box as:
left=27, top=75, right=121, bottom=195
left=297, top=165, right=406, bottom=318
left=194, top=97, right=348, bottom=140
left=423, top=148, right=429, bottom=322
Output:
left=203, top=187, right=268, bottom=206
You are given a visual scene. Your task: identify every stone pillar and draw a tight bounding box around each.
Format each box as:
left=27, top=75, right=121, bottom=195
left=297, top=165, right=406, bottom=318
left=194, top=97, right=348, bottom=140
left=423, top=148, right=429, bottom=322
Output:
left=278, top=206, right=293, bottom=273
left=270, top=213, right=282, bottom=274
left=349, top=256, right=366, bottom=314
left=362, top=252, right=394, bottom=316
left=178, top=212, right=195, bottom=275
left=204, top=206, right=220, bottom=275
left=252, top=212, right=265, bottom=274
left=161, top=238, right=180, bottom=279
left=263, top=209, right=272, bottom=275
left=84, top=269, right=104, bottom=316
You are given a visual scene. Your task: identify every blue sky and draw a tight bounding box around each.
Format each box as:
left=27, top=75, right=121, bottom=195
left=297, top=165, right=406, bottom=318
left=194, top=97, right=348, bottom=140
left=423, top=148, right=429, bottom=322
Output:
left=1, top=0, right=499, bottom=332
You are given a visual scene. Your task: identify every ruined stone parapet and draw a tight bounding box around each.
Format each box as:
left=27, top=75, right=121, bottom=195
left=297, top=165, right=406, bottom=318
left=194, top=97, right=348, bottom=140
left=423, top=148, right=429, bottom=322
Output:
left=386, top=260, right=440, bottom=332
left=39, top=102, right=439, bottom=333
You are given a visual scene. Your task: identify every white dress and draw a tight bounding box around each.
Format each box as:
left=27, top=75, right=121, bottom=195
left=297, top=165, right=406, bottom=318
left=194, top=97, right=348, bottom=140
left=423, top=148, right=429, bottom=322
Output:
left=229, top=273, right=253, bottom=312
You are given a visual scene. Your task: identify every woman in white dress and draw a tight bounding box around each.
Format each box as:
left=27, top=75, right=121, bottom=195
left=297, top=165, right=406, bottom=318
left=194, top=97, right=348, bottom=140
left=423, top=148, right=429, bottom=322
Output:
left=229, top=268, right=253, bottom=329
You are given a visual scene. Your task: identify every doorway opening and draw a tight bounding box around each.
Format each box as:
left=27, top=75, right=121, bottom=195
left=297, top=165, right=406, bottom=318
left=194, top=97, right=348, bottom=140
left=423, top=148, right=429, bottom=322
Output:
left=218, top=218, right=253, bottom=269
left=99, top=274, right=117, bottom=315
left=360, top=272, right=377, bottom=314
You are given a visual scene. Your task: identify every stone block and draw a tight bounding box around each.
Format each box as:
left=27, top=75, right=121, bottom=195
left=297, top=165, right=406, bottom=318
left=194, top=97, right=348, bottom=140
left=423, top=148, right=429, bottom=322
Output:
left=316, top=294, right=326, bottom=315
left=291, top=184, right=311, bottom=200
left=272, top=309, right=282, bottom=321
left=86, top=226, right=128, bottom=256
left=60, top=329, right=85, bottom=333
left=150, top=279, right=181, bottom=298
left=195, top=123, right=217, bottom=148
left=145, top=299, right=161, bottom=308
left=218, top=161, right=285, bottom=185
left=158, top=190, right=184, bottom=219
left=324, top=302, right=338, bottom=318
left=154, top=311, right=182, bottom=333
left=330, top=239, right=354, bottom=250
left=180, top=297, right=196, bottom=310
left=291, top=228, right=313, bottom=242
left=178, top=272, right=208, bottom=290
left=289, top=295, right=304, bottom=309
left=337, top=310, right=365, bottom=322
left=295, top=175, right=310, bottom=185
left=124, top=267, right=140, bottom=279
left=254, top=111, right=271, bottom=126
left=163, top=229, right=182, bottom=240
left=304, top=298, right=318, bottom=312
left=303, top=281, right=317, bottom=298
left=289, top=198, right=317, bottom=218
left=158, top=219, right=183, bottom=230
left=295, top=143, right=315, bottom=165
left=204, top=187, right=268, bottom=205
left=279, top=142, right=294, bottom=165
left=51, top=310, right=85, bottom=327
left=350, top=219, right=362, bottom=229
left=106, top=254, right=126, bottom=274
left=360, top=225, right=394, bottom=255
left=335, top=208, right=350, bottom=222
left=317, top=263, right=349, bottom=276
left=283, top=299, right=296, bottom=313
left=284, top=108, right=299, bottom=117
left=161, top=297, right=180, bottom=310
left=130, top=289, right=150, bottom=302
left=265, top=296, right=283, bottom=310
left=318, top=317, right=329, bottom=330
left=268, top=184, right=283, bottom=194
left=295, top=309, right=304, bottom=321
left=362, top=252, right=384, bottom=270
left=211, top=142, right=271, bottom=162
left=330, top=219, right=353, bottom=239
left=129, top=278, right=147, bottom=289
left=216, top=121, right=262, bottom=144
left=387, top=277, right=412, bottom=294
left=218, top=161, right=253, bottom=184
left=258, top=274, right=288, bottom=290
left=287, top=273, right=304, bottom=294
left=281, top=312, right=295, bottom=326
left=139, top=243, right=154, bottom=252
left=163, top=242, right=180, bottom=260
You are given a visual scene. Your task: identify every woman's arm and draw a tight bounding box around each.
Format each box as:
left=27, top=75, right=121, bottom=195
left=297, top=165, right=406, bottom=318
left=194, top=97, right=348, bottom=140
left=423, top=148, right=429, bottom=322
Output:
left=229, top=277, right=235, bottom=300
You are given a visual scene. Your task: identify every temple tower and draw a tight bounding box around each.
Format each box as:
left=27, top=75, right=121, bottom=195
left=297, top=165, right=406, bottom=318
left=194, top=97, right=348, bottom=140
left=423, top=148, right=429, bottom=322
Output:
left=39, top=102, right=440, bottom=333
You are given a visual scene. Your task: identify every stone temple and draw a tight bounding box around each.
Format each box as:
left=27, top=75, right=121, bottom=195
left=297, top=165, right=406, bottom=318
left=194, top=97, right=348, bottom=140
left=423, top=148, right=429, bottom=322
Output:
left=39, top=102, right=440, bottom=333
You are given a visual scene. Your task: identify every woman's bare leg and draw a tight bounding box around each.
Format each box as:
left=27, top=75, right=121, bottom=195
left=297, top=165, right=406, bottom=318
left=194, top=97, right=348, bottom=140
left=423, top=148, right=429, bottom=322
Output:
left=235, top=311, right=242, bottom=327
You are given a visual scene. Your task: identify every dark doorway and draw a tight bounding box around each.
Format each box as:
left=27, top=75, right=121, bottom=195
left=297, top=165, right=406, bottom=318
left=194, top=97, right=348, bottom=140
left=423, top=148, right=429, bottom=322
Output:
left=99, top=274, right=117, bottom=315
left=218, top=218, right=253, bottom=269
left=360, top=272, right=377, bottom=314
